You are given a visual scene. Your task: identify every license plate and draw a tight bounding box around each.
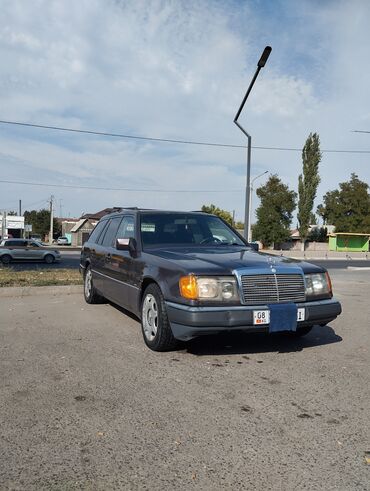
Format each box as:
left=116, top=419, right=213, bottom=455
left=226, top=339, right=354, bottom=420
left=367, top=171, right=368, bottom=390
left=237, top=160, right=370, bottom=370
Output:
left=253, top=308, right=305, bottom=325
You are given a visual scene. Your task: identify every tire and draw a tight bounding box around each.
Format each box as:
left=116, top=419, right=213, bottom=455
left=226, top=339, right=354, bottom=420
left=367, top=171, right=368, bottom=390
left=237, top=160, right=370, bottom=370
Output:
left=292, top=325, right=313, bottom=337
left=84, top=266, right=104, bottom=304
left=44, top=254, right=55, bottom=264
left=1, top=254, right=11, bottom=265
left=141, top=283, right=178, bottom=352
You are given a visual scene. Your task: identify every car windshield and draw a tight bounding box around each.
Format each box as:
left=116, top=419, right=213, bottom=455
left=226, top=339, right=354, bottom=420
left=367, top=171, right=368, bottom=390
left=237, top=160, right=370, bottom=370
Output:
left=140, top=213, right=245, bottom=248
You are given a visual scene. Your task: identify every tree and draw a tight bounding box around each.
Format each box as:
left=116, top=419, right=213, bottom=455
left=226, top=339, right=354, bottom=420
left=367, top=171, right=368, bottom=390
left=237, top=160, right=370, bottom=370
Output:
left=253, top=175, right=297, bottom=248
left=297, top=132, right=321, bottom=249
left=23, top=209, right=62, bottom=239
left=308, top=227, right=328, bottom=242
left=317, top=173, right=370, bottom=233
left=201, top=204, right=233, bottom=225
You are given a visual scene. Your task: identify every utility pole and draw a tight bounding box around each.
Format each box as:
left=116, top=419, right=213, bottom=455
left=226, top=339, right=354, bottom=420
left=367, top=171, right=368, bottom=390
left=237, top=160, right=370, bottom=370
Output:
left=19, top=199, right=22, bottom=216
left=49, top=195, right=54, bottom=245
left=233, top=46, right=271, bottom=241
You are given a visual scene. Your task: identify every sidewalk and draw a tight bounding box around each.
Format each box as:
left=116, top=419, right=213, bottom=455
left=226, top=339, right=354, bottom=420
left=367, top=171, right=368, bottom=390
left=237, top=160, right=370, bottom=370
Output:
left=262, top=249, right=370, bottom=260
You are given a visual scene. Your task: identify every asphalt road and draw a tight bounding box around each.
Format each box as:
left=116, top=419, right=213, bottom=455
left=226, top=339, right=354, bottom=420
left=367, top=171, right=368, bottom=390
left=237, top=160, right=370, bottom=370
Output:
left=0, top=270, right=369, bottom=490
left=4, top=250, right=370, bottom=271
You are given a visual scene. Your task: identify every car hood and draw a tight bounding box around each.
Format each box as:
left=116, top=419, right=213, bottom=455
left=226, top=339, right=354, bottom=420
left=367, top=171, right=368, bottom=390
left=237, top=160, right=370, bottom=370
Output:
left=146, top=246, right=323, bottom=274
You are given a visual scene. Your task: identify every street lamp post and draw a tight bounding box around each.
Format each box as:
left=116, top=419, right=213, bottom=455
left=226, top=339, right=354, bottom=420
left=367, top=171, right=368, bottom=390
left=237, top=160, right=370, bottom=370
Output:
left=248, top=170, right=268, bottom=242
left=233, top=46, right=272, bottom=241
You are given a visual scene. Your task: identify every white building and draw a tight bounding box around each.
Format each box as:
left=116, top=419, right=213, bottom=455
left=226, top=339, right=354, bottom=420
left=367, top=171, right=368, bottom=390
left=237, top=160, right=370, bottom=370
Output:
left=0, top=214, right=25, bottom=239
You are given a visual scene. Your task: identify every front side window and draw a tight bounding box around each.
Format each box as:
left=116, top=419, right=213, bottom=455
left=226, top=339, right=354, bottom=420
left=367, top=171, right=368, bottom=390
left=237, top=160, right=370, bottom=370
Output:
left=140, top=213, right=245, bottom=248
left=101, top=217, right=122, bottom=247
left=116, top=216, right=135, bottom=240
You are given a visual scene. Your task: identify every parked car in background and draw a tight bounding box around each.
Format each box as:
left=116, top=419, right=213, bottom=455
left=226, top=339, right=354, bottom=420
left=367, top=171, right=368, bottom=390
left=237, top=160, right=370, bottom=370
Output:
left=80, top=208, right=342, bottom=351
left=30, top=234, right=43, bottom=242
left=57, top=236, right=70, bottom=245
left=0, top=239, right=61, bottom=264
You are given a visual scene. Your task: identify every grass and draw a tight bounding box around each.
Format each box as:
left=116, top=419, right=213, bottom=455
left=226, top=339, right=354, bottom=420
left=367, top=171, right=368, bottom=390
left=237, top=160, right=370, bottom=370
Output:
left=0, top=268, right=83, bottom=287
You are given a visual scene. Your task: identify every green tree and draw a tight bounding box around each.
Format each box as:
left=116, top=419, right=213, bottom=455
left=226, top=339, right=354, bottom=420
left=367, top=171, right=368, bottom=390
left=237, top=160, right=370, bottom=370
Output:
left=253, top=175, right=297, bottom=248
left=201, top=204, right=233, bottom=225
left=317, top=173, right=370, bottom=233
left=298, top=132, right=322, bottom=248
left=23, top=209, right=62, bottom=239
left=308, top=227, right=328, bottom=242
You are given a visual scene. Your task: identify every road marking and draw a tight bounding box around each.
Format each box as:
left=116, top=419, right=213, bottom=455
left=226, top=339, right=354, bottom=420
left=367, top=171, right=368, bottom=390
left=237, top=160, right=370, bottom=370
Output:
left=347, top=266, right=370, bottom=271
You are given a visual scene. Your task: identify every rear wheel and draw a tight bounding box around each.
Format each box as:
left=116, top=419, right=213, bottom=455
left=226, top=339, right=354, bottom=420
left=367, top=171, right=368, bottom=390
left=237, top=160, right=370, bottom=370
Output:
left=141, top=284, right=178, bottom=351
left=1, top=254, right=11, bottom=265
left=84, top=266, right=103, bottom=304
left=44, top=254, right=55, bottom=264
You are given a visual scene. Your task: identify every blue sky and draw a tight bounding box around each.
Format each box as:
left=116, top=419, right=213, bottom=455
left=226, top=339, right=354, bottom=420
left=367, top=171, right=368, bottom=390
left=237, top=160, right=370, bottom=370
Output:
left=0, top=0, right=369, bottom=221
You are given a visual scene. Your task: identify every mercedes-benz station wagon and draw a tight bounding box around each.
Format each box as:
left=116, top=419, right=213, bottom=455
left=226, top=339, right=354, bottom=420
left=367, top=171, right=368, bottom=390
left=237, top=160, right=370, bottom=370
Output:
left=80, top=208, right=341, bottom=351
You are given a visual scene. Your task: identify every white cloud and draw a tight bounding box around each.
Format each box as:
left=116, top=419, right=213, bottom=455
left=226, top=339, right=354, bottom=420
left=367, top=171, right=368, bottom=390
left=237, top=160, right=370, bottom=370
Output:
left=0, top=0, right=369, bottom=221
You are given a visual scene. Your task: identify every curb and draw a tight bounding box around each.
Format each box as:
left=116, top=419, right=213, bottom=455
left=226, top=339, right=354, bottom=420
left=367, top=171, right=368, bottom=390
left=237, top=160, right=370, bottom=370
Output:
left=0, top=285, right=82, bottom=297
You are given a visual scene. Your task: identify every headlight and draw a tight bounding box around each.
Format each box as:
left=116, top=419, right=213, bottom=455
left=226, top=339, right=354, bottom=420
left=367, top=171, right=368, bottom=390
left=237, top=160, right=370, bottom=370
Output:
left=305, top=272, right=332, bottom=299
left=179, top=275, right=239, bottom=302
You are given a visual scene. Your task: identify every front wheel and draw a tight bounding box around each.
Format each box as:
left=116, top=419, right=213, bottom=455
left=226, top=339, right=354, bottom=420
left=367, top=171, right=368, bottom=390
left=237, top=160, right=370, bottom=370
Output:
left=141, top=284, right=178, bottom=351
left=44, top=254, right=55, bottom=264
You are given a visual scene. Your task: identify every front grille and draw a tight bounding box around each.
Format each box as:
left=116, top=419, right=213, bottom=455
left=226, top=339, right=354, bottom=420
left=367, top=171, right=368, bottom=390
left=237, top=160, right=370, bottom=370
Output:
left=240, top=274, right=305, bottom=305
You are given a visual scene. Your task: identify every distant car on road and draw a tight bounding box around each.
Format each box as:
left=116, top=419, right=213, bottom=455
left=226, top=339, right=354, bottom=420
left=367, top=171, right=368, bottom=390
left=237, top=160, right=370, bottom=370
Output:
left=30, top=234, right=43, bottom=242
left=80, top=208, right=342, bottom=351
left=0, top=239, right=61, bottom=265
left=57, top=236, right=70, bottom=245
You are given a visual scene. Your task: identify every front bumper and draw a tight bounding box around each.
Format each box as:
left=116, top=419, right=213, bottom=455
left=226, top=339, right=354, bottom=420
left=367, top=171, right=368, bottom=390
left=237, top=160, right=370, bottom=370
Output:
left=166, top=298, right=342, bottom=341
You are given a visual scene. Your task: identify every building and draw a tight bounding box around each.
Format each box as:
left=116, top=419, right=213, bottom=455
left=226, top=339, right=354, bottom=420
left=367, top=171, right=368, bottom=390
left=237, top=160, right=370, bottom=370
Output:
left=70, top=208, right=121, bottom=246
left=0, top=214, right=25, bottom=239
left=56, top=218, right=80, bottom=244
left=328, top=232, right=370, bottom=252
left=70, top=218, right=98, bottom=246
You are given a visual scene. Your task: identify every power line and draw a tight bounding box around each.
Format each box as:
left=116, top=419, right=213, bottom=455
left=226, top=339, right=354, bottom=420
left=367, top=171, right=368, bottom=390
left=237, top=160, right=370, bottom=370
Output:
left=0, top=179, right=242, bottom=193
left=352, top=130, right=370, bottom=134
left=1, top=119, right=370, bottom=154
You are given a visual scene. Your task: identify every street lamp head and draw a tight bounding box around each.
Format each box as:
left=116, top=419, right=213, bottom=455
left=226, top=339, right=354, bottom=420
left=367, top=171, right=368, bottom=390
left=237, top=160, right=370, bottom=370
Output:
left=257, top=46, right=272, bottom=68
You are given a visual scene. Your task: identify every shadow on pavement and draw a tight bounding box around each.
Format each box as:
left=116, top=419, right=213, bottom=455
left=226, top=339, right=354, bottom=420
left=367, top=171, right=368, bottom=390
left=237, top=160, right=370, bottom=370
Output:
left=184, top=325, right=342, bottom=356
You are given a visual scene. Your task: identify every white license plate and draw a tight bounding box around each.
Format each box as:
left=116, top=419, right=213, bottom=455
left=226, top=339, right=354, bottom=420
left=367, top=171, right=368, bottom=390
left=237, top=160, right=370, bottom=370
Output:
left=253, top=308, right=305, bottom=325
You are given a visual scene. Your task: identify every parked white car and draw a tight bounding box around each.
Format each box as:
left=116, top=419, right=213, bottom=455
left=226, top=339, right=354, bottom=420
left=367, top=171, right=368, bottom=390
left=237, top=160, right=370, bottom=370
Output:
left=57, top=236, right=70, bottom=245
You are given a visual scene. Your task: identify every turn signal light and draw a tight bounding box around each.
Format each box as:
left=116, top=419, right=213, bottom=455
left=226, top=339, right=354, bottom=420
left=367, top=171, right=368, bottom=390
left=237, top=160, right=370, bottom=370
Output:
left=326, top=272, right=333, bottom=297
left=179, top=275, right=198, bottom=299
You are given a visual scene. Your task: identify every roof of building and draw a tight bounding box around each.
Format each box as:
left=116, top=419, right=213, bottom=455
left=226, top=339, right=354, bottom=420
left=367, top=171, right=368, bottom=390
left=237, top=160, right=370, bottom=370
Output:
left=81, top=207, right=122, bottom=220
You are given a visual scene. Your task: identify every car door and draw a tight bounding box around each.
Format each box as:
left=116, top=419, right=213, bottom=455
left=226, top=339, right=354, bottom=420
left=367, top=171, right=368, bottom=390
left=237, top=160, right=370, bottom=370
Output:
left=87, top=219, right=110, bottom=293
left=4, top=240, right=28, bottom=260
left=95, top=217, right=123, bottom=300
left=27, top=241, right=45, bottom=260
left=104, top=215, right=139, bottom=310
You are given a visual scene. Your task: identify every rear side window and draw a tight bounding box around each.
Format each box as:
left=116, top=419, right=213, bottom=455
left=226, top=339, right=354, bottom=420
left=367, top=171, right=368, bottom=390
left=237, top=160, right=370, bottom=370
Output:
left=101, top=217, right=122, bottom=247
left=88, top=220, right=108, bottom=244
left=5, top=240, right=25, bottom=246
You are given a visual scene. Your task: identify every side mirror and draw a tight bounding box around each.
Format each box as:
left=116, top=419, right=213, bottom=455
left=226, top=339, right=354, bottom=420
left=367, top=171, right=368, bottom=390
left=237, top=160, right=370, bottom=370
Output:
left=116, top=237, right=137, bottom=256
left=249, top=242, right=259, bottom=252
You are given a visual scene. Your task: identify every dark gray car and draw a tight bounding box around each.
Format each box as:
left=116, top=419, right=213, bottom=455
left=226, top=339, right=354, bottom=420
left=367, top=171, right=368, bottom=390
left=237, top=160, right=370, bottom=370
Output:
left=80, top=209, right=341, bottom=351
